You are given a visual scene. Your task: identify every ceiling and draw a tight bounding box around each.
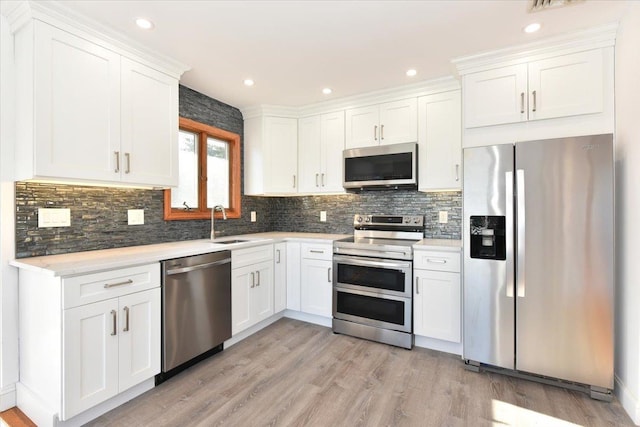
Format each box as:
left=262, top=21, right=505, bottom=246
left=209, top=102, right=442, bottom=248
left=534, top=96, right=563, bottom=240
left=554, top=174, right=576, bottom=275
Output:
left=46, top=0, right=630, bottom=109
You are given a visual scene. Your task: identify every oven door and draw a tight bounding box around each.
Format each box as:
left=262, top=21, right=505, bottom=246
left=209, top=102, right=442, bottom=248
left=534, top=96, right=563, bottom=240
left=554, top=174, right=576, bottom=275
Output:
left=333, top=287, right=412, bottom=333
left=333, top=254, right=412, bottom=298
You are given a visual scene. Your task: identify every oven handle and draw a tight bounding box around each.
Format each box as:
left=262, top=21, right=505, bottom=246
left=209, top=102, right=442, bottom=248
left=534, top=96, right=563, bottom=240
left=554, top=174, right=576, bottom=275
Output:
left=334, top=247, right=411, bottom=259
left=333, top=254, right=411, bottom=270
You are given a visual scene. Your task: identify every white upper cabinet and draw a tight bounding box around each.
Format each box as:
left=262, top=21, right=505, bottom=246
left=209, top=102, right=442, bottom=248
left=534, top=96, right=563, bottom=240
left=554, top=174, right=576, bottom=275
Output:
left=345, top=99, right=417, bottom=148
left=298, top=111, right=345, bottom=194
left=244, top=115, right=298, bottom=195
left=463, top=49, right=606, bottom=129
left=12, top=17, right=187, bottom=187
left=418, top=90, right=462, bottom=192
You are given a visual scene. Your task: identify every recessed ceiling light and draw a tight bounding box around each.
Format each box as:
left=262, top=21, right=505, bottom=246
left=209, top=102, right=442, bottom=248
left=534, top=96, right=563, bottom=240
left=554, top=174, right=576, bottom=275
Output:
left=406, top=69, right=417, bottom=77
left=135, top=18, right=154, bottom=30
left=524, top=23, right=541, bottom=33
left=322, top=88, right=332, bottom=95
left=243, top=79, right=255, bottom=87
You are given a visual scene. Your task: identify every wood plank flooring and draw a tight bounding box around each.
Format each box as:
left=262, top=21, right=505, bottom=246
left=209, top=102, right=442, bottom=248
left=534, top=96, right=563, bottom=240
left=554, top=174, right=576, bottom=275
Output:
left=0, top=407, right=36, bottom=427
left=88, top=318, right=634, bottom=426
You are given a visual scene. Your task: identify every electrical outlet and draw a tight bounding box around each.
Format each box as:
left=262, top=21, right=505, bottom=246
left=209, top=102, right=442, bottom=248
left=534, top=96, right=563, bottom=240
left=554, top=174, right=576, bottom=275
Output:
left=320, top=211, right=327, bottom=222
left=38, top=208, right=71, bottom=228
left=128, top=209, right=144, bottom=225
left=251, top=211, right=257, bottom=222
left=438, top=211, right=448, bottom=224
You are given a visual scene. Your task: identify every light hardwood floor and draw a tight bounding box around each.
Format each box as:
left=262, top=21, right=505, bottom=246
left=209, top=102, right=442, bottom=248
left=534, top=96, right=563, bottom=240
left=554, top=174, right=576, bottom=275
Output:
left=88, top=318, right=633, bottom=427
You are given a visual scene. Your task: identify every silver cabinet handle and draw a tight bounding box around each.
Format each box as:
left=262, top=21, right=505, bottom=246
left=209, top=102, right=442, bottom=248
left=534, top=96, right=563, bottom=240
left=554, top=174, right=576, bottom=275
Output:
left=380, top=124, right=384, bottom=140
left=111, top=310, right=117, bottom=336
left=374, top=125, right=378, bottom=141
left=293, top=175, right=296, bottom=188
left=520, top=92, right=525, bottom=114
left=416, top=276, right=419, bottom=294
left=316, top=173, right=319, bottom=187
left=114, top=151, right=120, bottom=173
left=256, top=270, right=260, bottom=286
left=276, top=249, right=281, bottom=264
left=125, top=152, right=131, bottom=174
left=327, top=267, right=332, bottom=282
left=505, top=171, right=515, bottom=298
left=455, top=164, right=460, bottom=182
left=104, top=279, right=133, bottom=289
left=516, top=169, right=526, bottom=298
left=531, top=90, right=537, bottom=112
left=123, top=306, right=130, bottom=332
left=427, top=258, right=447, bottom=264
left=321, top=173, right=325, bottom=186
left=251, top=272, right=255, bottom=288
left=310, top=250, right=324, bottom=254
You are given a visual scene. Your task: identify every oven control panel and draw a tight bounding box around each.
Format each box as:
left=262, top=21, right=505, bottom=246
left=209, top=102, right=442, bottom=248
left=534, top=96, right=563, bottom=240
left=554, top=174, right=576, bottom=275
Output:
left=353, top=214, right=424, bottom=228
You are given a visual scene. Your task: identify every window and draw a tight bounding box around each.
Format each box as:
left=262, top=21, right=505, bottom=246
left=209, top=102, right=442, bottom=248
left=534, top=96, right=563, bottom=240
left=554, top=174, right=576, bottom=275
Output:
left=164, top=117, right=241, bottom=220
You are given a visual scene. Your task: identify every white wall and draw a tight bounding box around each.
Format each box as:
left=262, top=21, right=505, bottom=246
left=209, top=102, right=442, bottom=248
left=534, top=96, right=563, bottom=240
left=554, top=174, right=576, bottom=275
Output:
left=0, top=13, right=19, bottom=410
left=614, top=2, right=640, bottom=425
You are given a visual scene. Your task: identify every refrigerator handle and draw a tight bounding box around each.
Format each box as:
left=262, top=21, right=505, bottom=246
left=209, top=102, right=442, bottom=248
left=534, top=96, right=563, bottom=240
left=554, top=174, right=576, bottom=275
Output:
left=505, top=171, right=514, bottom=298
left=516, top=169, right=526, bottom=298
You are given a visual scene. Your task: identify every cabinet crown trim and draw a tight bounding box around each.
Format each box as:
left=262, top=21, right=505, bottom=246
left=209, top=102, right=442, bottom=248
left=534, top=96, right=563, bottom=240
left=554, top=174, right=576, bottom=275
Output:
left=452, top=22, right=617, bottom=76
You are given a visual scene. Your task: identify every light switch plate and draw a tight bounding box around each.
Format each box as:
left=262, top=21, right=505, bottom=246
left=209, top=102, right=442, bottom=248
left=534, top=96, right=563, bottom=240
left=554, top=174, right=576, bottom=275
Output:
left=438, top=211, right=448, bottom=224
left=251, top=211, right=257, bottom=222
left=128, top=209, right=144, bottom=225
left=320, top=211, right=327, bottom=222
left=38, top=208, right=71, bottom=228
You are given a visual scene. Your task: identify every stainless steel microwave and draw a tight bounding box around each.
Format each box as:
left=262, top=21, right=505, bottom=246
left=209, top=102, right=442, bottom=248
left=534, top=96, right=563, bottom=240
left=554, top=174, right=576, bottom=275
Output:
left=342, top=142, right=418, bottom=191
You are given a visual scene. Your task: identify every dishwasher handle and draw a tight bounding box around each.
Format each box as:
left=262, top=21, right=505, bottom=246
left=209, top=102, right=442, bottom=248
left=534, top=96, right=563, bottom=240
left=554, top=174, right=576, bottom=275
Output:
left=165, top=258, right=231, bottom=275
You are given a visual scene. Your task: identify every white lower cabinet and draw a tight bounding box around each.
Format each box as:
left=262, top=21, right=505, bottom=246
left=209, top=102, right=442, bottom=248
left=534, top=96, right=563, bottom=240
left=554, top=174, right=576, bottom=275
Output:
left=413, top=250, right=461, bottom=343
left=286, top=242, right=302, bottom=311
left=232, top=244, right=274, bottom=335
left=63, top=288, right=160, bottom=418
left=300, top=243, right=333, bottom=318
left=274, top=242, right=287, bottom=313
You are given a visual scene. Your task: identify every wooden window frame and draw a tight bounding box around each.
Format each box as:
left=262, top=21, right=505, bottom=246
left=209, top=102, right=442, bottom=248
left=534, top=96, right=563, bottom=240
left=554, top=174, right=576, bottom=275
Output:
left=164, top=117, right=241, bottom=220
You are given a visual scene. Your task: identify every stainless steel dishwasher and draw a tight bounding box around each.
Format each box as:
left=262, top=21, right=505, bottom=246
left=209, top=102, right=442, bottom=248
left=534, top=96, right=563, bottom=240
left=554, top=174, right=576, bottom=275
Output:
left=159, top=251, right=231, bottom=382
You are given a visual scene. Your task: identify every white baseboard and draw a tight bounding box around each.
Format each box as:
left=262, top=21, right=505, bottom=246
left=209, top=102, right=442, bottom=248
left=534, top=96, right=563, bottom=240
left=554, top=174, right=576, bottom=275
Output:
left=615, top=374, right=640, bottom=426
left=414, top=335, right=463, bottom=356
left=0, top=384, right=15, bottom=411
left=224, top=312, right=285, bottom=348
left=283, top=310, right=331, bottom=328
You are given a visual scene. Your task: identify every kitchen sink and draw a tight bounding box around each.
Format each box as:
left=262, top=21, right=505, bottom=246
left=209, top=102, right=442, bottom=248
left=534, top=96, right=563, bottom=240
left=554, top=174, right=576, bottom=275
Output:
left=215, top=239, right=249, bottom=244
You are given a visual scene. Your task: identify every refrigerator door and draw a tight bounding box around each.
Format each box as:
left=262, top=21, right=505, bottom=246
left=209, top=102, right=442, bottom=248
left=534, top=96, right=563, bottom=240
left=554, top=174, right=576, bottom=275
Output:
left=515, top=134, right=614, bottom=389
left=463, top=144, right=515, bottom=369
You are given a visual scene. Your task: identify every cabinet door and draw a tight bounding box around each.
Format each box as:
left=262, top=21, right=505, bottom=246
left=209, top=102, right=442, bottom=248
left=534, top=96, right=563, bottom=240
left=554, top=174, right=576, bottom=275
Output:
left=320, top=111, right=346, bottom=193
left=118, top=288, right=161, bottom=392
left=464, top=64, right=528, bottom=128
left=265, top=117, right=298, bottom=193
left=286, top=242, right=302, bottom=311
left=414, top=270, right=461, bottom=343
left=231, top=265, right=253, bottom=335
left=300, top=258, right=333, bottom=317
left=252, top=261, right=274, bottom=324
left=298, top=115, right=322, bottom=193
left=121, top=57, right=179, bottom=186
left=345, top=105, right=379, bottom=148
left=378, top=98, right=418, bottom=145
left=418, top=91, right=462, bottom=191
left=34, top=22, right=121, bottom=182
left=274, top=243, right=287, bottom=313
left=528, top=49, right=603, bottom=121
left=63, top=299, right=119, bottom=419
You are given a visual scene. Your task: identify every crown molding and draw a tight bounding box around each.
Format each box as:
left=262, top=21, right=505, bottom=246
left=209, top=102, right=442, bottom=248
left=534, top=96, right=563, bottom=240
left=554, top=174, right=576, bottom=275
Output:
left=452, top=22, right=618, bottom=76
left=4, top=0, right=190, bottom=79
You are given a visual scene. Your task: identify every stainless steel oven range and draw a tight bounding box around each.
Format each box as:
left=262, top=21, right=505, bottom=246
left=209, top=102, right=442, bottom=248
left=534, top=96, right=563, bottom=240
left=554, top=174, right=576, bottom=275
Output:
left=333, top=214, right=424, bottom=349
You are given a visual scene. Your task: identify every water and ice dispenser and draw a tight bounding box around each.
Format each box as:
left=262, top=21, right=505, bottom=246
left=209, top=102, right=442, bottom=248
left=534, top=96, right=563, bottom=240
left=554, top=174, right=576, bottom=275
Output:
left=470, top=216, right=506, bottom=260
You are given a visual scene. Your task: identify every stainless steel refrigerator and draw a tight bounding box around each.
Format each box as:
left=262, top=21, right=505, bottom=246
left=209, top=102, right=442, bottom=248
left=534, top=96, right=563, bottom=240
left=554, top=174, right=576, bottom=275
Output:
left=462, top=134, right=614, bottom=399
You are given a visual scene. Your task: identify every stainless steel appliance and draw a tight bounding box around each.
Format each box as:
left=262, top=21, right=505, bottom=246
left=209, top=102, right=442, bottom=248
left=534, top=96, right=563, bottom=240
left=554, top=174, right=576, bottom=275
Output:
left=158, top=251, right=232, bottom=382
left=463, top=134, right=614, bottom=400
left=343, top=142, right=418, bottom=191
left=333, top=214, right=424, bottom=349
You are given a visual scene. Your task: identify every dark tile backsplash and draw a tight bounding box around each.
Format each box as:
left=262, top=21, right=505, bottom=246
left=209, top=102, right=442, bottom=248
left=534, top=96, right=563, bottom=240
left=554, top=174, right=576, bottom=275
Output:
left=14, top=85, right=461, bottom=258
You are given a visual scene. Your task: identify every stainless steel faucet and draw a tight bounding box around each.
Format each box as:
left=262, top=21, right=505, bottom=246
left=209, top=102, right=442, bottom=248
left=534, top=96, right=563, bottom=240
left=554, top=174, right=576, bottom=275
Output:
left=210, top=205, right=227, bottom=240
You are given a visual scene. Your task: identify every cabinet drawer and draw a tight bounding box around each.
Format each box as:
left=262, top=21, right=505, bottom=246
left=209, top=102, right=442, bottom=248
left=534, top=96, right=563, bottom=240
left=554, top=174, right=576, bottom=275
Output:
left=300, top=243, right=333, bottom=261
left=63, top=263, right=160, bottom=309
left=414, top=251, right=460, bottom=273
left=232, top=244, right=274, bottom=269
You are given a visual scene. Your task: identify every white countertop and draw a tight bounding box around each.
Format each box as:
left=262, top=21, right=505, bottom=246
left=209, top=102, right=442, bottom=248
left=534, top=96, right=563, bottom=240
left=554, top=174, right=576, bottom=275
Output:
left=10, top=232, right=349, bottom=277
left=414, top=238, right=462, bottom=252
